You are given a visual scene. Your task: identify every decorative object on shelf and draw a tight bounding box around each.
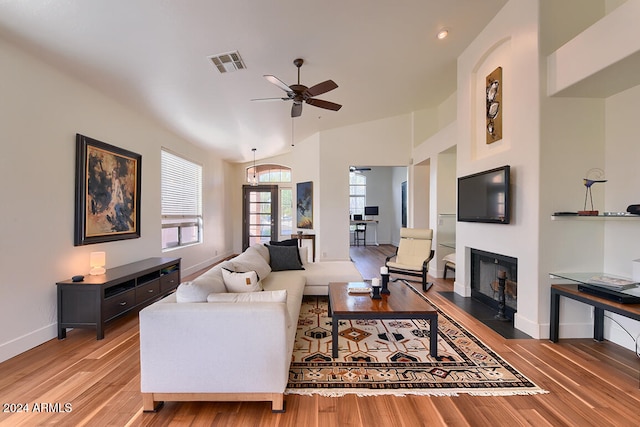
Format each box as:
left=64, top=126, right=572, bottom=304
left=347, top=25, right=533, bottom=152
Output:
left=249, top=148, right=258, bottom=186
left=75, top=134, right=141, bottom=246
left=296, top=181, right=313, bottom=229
left=370, top=278, right=382, bottom=299
left=89, top=251, right=106, bottom=275
left=486, top=66, right=502, bottom=144
left=578, top=168, right=606, bottom=216
left=380, top=266, right=390, bottom=295
left=627, top=204, right=640, bottom=215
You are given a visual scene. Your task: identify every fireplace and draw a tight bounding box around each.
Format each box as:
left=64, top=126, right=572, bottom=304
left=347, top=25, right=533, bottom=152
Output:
left=470, top=249, right=518, bottom=319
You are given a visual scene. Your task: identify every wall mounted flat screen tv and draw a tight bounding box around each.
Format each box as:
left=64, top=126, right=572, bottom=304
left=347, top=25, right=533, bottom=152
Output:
left=457, top=165, right=510, bottom=224
left=364, top=206, right=379, bottom=216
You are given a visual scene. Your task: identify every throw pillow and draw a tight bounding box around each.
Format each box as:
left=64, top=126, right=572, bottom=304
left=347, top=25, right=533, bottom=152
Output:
left=176, top=281, right=211, bottom=303
left=266, top=244, right=304, bottom=271
left=268, top=238, right=298, bottom=247
left=229, top=246, right=272, bottom=280
left=190, top=267, right=227, bottom=294
left=207, top=289, right=287, bottom=303
left=221, top=268, right=262, bottom=292
left=252, top=243, right=270, bottom=263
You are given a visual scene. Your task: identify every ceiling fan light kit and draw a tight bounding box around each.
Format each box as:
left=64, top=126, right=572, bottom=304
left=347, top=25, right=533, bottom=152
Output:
left=250, top=148, right=258, bottom=186
left=253, top=58, right=342, bottom=118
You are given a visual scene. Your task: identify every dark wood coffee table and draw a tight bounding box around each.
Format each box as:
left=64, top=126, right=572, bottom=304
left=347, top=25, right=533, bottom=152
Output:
left=328, top=281, right=438, bottom=358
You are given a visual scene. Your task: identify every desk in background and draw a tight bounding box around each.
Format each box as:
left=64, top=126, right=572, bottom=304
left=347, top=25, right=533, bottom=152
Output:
left=349, top=220, right=378, bottom=246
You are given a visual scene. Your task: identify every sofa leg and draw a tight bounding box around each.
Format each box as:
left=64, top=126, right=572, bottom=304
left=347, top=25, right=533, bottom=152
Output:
left=271, top=394, right=286, bottom=413
left=142, top=393, right=164, bottom=412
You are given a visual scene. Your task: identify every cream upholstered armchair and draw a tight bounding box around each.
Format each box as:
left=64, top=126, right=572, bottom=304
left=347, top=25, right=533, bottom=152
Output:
left=385, top=228, right=435, bottom=291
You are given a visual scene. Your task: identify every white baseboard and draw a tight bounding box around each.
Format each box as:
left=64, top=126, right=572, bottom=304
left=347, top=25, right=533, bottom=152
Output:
left=0, top=323, right=57, bottom=364
left=453, top=281, right=471, bottom=297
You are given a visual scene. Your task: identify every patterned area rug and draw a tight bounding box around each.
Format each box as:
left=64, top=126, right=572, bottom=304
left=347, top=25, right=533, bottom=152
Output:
left=286, top=283, right=547, bottom=397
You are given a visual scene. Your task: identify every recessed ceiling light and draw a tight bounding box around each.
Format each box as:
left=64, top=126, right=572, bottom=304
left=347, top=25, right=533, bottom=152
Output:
left=437, top=29, right=449, bottom=40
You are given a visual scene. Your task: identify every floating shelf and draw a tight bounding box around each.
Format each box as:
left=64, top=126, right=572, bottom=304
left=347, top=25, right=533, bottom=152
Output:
left=551, top=214, right=640, bottom=221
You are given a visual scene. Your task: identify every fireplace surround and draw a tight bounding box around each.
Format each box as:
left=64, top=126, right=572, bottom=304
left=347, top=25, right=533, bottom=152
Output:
left=470, top=249, right=518, bottom=320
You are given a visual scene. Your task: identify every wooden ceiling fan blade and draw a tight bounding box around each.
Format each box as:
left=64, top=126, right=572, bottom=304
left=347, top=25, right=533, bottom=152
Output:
left=305, top=80, right=338, bottom=97
left=291, top=102, right=302, bottom=117
left=264, top=75, right=292, bottom=93
left=306, top=98, right=342, bottom=111
left=250, top=97, right=290, bottom=102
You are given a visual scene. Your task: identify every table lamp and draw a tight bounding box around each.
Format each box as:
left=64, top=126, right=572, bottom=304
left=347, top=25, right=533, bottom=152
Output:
left=89, top=251, right=106, bottom=275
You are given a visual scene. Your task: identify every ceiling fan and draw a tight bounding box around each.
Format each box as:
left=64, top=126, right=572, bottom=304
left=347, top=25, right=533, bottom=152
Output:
left=349, top=166, right=371, bottom=172
left=252, top=58, right=342, bottom=118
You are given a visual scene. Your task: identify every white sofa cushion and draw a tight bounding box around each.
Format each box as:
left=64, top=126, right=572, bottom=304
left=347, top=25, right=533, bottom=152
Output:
left=222, top=269, right=262, bottom=292
left=298, top=246, right=309, bottom=265
left=176, top=280, right=214, bottom=303
left=207, top=290, right=287, bottom=303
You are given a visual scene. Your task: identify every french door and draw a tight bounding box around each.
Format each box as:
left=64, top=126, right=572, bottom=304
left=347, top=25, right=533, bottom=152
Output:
left=242, top=185, right=278, bottom=251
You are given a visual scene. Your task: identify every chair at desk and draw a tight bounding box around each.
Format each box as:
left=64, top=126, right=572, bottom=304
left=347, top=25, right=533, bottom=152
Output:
left=385, top=228, right=435, bottom=291
left=353, top=222, right=367, bottom=246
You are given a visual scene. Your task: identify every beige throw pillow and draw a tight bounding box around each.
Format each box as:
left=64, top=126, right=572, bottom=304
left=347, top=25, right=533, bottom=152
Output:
left=221, top=269, right=262, bottom=293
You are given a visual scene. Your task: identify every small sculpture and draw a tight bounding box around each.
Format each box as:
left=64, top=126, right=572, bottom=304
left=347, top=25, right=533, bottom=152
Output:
left=578, top=168, right=606, bottom=216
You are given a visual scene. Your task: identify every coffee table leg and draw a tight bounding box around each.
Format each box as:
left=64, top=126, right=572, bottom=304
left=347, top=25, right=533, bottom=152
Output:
left=332, top=316, right=339, bottom=358
left=429, top=315, right=438, bottom=357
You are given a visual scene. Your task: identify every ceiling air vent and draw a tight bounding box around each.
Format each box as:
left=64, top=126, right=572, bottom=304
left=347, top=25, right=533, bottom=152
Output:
left=208, top=50, right=246, bottom=73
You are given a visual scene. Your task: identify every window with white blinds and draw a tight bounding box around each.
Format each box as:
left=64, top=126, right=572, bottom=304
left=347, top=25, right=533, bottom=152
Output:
left=161, top=149, right=203, bottom=250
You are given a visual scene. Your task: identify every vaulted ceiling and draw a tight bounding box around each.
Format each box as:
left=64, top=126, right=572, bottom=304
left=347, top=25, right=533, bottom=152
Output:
left=0, top=0, right=507, bottom=162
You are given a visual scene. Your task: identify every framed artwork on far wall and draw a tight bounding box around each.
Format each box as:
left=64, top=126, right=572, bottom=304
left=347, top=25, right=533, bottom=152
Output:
left=401, top=181, right=407, bottom=227
left=296, top=181, right=313, bottom=229
left=74, top=134, right=142, bottom=246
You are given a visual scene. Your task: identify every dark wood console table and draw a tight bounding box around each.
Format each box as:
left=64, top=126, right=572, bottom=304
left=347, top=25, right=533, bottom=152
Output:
left=550, top=284, right=640, bottom=342
left=291, top=233, right=316, bottom=262
left=57, top=257, right=180, bottom=340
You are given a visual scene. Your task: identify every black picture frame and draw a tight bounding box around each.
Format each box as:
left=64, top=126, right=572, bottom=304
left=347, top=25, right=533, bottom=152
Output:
left=401, top=181, right=407, bottom=227
left=74, top=134, right=141, bottom=246
left=296, top=181, right=313, bottom=229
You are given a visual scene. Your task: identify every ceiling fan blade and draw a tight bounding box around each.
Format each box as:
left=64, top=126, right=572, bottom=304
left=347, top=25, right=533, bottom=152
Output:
left=264, top=75, right=292, bottom=92
left=306, top=98, right=342, bottom=111
left=250, top=97, right=290, bottom=102
left=291, top=102, right=302, bottom=118
left=305, top=80, right=338, bottom=97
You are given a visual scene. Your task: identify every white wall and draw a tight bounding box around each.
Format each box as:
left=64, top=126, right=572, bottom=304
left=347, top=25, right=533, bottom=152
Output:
left=538, top=0, right=640, bottom=350
left=318, top=115, right=413, bottom=260
left=230, top=132, right=321, bottom=254
left=390, top=167, right=408, bottom=245
left=230, top=122, right=414, bottom=259
left=601, top=85, right=640, bottom=349
left=456, top=0, right=541, bottom=337
left=357, top=167, right=393, bottom=245
left=0, top=37, right=232, bottom=362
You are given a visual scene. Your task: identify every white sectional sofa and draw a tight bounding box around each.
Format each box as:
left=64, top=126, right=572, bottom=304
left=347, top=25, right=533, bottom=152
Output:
left=139, top=243, right=362, bottom=412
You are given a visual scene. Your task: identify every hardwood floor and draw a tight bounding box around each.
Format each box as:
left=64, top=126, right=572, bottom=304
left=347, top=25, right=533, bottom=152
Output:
left=1, top=246, right=639, bottom=426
